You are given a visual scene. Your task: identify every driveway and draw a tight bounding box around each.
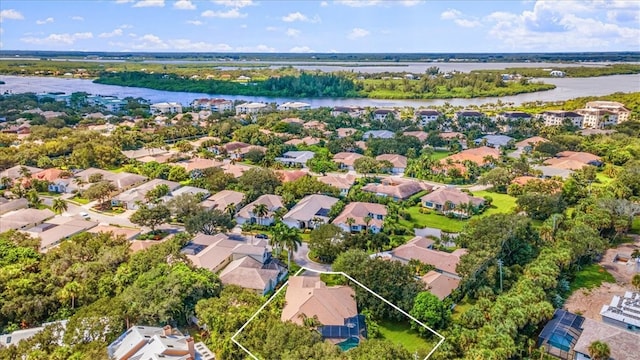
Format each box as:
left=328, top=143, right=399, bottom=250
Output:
left=293, top=242, right=332, bottom=272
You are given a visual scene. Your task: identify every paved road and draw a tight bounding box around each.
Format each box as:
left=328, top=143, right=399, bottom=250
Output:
left=293, top=242, right=332, bottom=272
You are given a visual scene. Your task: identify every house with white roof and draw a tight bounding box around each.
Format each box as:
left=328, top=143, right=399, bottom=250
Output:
left=283, top=194, right=339, bottom=230
left=278, top=102, right=311, bottom=111
left=149, top=102, right=182, bottom=114
left=362, top=130, right=394, bottom=140
left=107, top=325, right=214, bottom=360
left=236, top=102, right=268, bottom=115
left=275, top=150, right=315, bottom=168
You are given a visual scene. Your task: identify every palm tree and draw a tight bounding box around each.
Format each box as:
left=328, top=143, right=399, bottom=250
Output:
left=632, top=274, right=640, bottom=291
left=272, top=222, right=302, bottom=270
left=224, top=203, right=236, bottom=216
left=252, top=203, right=269, bottom=226
left=19, top=166, right=32, bottom=180
left=363, top=215, right=372, bottom=233
left=0, top=176, right=11, bottom=189
left=588, top=340, right=610, bottom=360
left=26, top=189, right=42, bottom=208
left=346, top=217, right=356, bottom=232
left=52, top=198, right=68, bottom=214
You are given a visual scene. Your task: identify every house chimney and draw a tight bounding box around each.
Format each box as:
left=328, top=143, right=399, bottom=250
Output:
left=162, top=325, right=172, bottom=336
left=186, top=337, right=195, bottom=359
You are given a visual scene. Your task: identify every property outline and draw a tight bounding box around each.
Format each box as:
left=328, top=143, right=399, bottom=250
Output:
left=231, top=266, right=445, bottom=360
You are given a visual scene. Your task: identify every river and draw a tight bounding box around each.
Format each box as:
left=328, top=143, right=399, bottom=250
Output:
left=0, top=74, right=638, bottom=108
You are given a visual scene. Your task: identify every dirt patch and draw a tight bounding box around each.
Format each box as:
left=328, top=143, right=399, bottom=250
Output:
left=564, top=282, right=627, bottom=320
left=601, top=235, right=640, bottom=285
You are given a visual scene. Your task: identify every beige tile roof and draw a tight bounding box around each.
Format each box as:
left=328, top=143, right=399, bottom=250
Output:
left=221, top=163, right=252, bottom=178
left=421, top=271, right=461, bottom=300
left=420, top=187, right=485, bottom=208
left=362, top=179, right=431, bottom=199
left=514, top=136, right=548, bottom=149
left=544, top=151, right=602, bottom=170
left=236, top=194, right=284, bottom=221
left=403, top=131, right=429, bottom=142
left=281, top=275, right=357, bottom=326
left=441, top=146, right=500, bottom=167
left=87, top=225, right=141, bottom=240
left=333, top=152, right=363, bottom=167
left=392, top=236, right=467, bottom=275
left=175, top=158, right=223, bottom=172
left=318, top=174, right=356, bottom=190
left=202, top=190, right=245, bottom=211
left=332, top=202, right=387, bottom=228
left=336, top=128, right=357, bottom=138
left=219, top=257, right=280, bottom=292
left=283, top=194, right=339, bottom=222
left=573, top=318, right=640, bottom=359
left=276, top=170, right=309, bottom=183
left=376, top=154, right=408, bottom=169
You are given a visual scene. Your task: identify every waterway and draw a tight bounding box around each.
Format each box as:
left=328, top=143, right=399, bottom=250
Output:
left=0, top=74, right=638, bottom=108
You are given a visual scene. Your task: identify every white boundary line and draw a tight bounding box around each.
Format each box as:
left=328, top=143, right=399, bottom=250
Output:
left=231, top=266, right=445, bottom=360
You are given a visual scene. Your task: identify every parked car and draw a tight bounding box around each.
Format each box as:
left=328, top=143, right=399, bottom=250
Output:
left=255, top=233, right=269, bottom=239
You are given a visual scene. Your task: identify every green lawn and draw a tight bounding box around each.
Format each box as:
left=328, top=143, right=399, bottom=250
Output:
left=569, top=264, right=615, bottom=294
left=451, top=300, right=474, bottom=321
left=430, top=150, right=450, bottom=161
left=631, top=216, right=640, bottom=235
left=399, top=191, right=518, bottom=233
left=70, top=195, right=90, bottom=205
left=378, top=320, right=436, bottom=353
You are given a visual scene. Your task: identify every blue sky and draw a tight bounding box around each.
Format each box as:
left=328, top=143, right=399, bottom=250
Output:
left=1, top=0, right=639, bottom=53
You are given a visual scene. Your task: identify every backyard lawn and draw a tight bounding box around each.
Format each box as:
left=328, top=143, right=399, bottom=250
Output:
left=631, top=216, right=640, bottom=235
left=430, top=150, right=450, bottom=161
left=568, top=264, right=615, bottom=294
left=378, top=319, right=436, bottom=354
left=399, top=191, right=518, bottom=233
left=70, top=195, right=90, bottom=205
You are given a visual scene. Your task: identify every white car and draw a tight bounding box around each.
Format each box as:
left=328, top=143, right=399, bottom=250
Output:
left=79, top=212, right=90, bottom=219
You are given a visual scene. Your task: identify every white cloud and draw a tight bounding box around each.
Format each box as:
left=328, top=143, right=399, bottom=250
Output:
left=132, top=0, right=165, bottom=7
left=115, top=0, right=134, bottom=3
left=167, top=39, right=233, bottom=51
left=71, top=16, right=84, bottom=21
left=120, top=24, right=134, bottom=29
left=36, top=17, right=54, bottom=25
left=240, top=24, right=247, bottom=28
left=347, top=27, right=369, bottom=39
left=289, top=46, right=314, bottom=53
left=335, top=0, right=381, bottom=7
left=0, top=9, right=24, bottom=22
left=174, top=0, right=196, bottom=10
left=186, top=20, right=203, bottom=25
left=202, top=8, right=247, bottom=18
left=399, top=0, right=422, bottom=6
left=99, top=28, right=124, bottom=38
left=282, top=12, right=307, bottom=22
left=21, top=32, right=93, bottom=45
left=484, top=0, right=640, bottom=51
left=265, top=26, right=278, bottom=31
left=234, top=44, right=276, bottom=52
left=213, top=0, right=254, bottom=8
left=320, top=1, right=328, bottom=6
left=286, top=28, right=300, bottom=37
left=440, top=9, right=461, bottom=20
left=440, top=8, right=481, bottom=28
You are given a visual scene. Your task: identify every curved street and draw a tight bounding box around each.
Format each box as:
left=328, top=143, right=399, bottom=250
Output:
left=293, top=242, right=332, bottom=272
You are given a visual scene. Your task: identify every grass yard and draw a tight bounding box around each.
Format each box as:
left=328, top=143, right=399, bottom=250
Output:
left=399, top=190, right=518, bottom=233
left=568, top=264, right=615, bottom=294
left=430, top=150, right=450, bottom=161
left=70, top=195, right=90, bottom=205
left=451, top=299, right=474, bottom=321
left=631, top=216, right=640, bottom=235
left=378, top=320, right=436, bottom=354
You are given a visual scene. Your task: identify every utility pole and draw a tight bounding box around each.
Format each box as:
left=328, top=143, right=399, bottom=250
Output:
left=497, top=259, right=503, bottom=293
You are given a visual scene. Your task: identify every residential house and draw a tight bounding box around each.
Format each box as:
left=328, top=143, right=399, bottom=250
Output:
left=362, top=178, right=432, bottom=201
left=335, top=127, right=358, bottom=138
left=415, top=109, right=441, bottom=126
left=23, top=217, right=99, bottom=252
left=149, top=102, right=182, bottom=114
left=87, top=225, right=141, bottom=241
left=0, top=165, right=43, bottom=187
left=283, top=194, right=339, bottom=229
left=318, top=174, right=356, bottom=196
left=439, top=132, right=466, bottom=142
left=454, top=110, right=486, bottom=128
left=541, top=110, right=583, bottom=127
left=420, top=187, right=485, bottom=215
left=362, top=130, right=394, bottom=140
left=438, top=146, right=500, bottom=174
left=281, top=117, right=304, bottom=125
left=389, top=236, right=466, bottom=299
left=600, top=291, right=640, bottom=332
left=0, top=320, right=68, bottom=348
left=235, top=194, right=284, bottom=226
left=537, top=309, right=584, bottom=360
left=532, top=165, right=575, bottom=179
left=236, top=102, right=268, bottom=115
left=303, top=120, right=326, bottom=131
left=285, top=136, right=321, bottom=147
left=200, top=190, right=245, bottom=212
left=281, top=275, right=366, bottom=346
left=162, top=186, right=210, bottom=202
left=30, top=168, right=71, bottom=193
left=543, top=151, right=602, bottom=170
left=333, top=152, right=363, bottom=171
left=573, top=318, right=640, bottom=360
left=550, top=70, right=565, bottom=77
left=577, top=107, right=621, bottom=129
left=175, top=158, right=223, bottom=173
left=373, top=108, right=397, bottom=121
left=0, top=208, right=55, bottom=233
left=276, top=170, right=308, bottom=183
left=220, top=163, right=252, bottom=178
left=474, top=134, right=514, bottom=148
left=122, top=147, right=171, bottom=161
left=514, top=136, right=548, bottom=152
left=496, top=111, right=532, bottom=122
left=111, top=179, right=180, bottom=210
left=403, top=131, right=429, bottom=142
left=332, top=202, right=387, bottom=233
left=74, top=168, right=148, bottom=193
left=191, top=98, right=233, bottom=112
left=376, top=154, right=407, bottom=174
left=221, top=142, right=267, bottom=160
left=278, top=102, right=311, bottom=111
left=0, top=198, right=28, bottom=215
left=582, top=100, right=631, bottom=125
left=219, top=255, right=287, bottom=295
left=331, top=106, right=364, bottom=118
left=107, top=325, right=214, bottom=360
left=275, top=151, right=315, bottom=168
